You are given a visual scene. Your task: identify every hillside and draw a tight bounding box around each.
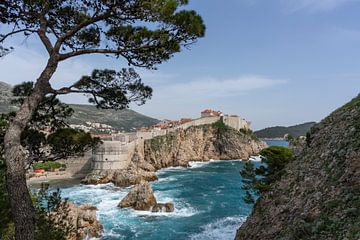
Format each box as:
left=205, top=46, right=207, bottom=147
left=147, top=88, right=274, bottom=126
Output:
left=254, top=122, right=316, bottom=139
left=0, top=81, right=15, bottom=113
left=236, top=94, right=360, bottom=239
left=0, top=81, right=159, bottom=132
left=68, top=104, right=158, bottom=132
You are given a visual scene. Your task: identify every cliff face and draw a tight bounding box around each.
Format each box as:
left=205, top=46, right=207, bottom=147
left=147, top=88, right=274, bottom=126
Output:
left=236, top=95, right=360, bottom=240
left=144, top=125, right=265, bottom=169
left=83, top=124, right=266, bottom=187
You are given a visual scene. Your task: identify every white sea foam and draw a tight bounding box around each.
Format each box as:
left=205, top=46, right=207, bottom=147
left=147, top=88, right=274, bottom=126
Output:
left=189, top=216, right=247, bottom=240
left=249, top=155, right=262, bottom=162
left=188, top=161, right=211, bottom=168
left=155, top=176, right=177, bottom=182
left=131, top=204, right=199, bottom=218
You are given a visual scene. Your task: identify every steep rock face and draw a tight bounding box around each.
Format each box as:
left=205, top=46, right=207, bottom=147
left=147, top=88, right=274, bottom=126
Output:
left=236, top=95, right=360, bottom=240
left=54, top=202, right=103, bottom=240
left=83, top=125, right=266, bottom=187
left=144, top=125, right=266, bottom=169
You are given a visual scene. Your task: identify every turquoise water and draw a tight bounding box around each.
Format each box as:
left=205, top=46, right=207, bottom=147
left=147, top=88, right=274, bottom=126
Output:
left=264, top=139, right=289, bottom=147
left=60, top=160, right=261, bottom=240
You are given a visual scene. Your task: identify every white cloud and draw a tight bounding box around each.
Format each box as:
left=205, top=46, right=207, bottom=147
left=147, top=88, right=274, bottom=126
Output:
left=158, top=75, right=287, bottom=99
left=132, top=75, right=287, bottom=120
left=282, top=0, right=360, bottom=12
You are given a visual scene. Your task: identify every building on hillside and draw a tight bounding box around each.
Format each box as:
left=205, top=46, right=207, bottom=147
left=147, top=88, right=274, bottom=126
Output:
left=222, top=115, right=251, bottom=130
left=201, top=109, right=223, bottom=118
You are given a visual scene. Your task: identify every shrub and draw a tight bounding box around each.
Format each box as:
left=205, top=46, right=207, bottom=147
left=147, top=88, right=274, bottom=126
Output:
left=32, top=162, right=65, bottom=171
left=240, top=146, right=293, bottom=204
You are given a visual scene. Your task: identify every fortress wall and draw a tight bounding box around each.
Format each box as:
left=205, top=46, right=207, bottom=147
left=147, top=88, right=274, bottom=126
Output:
left=58, top=151, right=93, bottom=175
left=92, top=141, right=133, bottom=170
left=223, top=116, right=251, bottom=130
left=90, top=115, right=251, bottom=171
left=175, top=116, right=220, bottom=130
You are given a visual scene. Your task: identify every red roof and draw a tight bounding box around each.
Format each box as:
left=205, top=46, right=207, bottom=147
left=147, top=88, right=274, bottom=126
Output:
left=201, top=109, right=222, bottom=116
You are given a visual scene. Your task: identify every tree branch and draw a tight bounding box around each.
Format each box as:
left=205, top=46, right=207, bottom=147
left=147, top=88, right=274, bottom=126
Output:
left=54, top=11, right=112, bottom=52
left=37, top=6, right=53, bottom=55
left=58, top=48, right=125, bottom=61
left=0, top=28, right=35, bottom=43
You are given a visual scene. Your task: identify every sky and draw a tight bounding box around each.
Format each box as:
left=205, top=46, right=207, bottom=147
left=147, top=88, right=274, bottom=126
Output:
left=1, top=0, right=360, bottom=130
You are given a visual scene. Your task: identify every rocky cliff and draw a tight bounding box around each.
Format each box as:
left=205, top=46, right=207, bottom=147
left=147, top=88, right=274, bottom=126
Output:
left=236, top=95, right=360, bottom=240
left=53, top=202, right=103, bottom=240
left=83, top=124, right=266, bottom=187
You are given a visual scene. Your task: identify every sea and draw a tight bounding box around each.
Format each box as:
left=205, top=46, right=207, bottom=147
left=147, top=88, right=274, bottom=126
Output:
left=59, top=140, right=288, bottom=240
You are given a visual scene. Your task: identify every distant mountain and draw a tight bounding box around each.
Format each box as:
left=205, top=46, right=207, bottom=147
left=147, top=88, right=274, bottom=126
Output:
left=254, top=122, right=316, bottom=139
left=0, top=81, right=159, bottom=132
left=68, top=104, right=159, bottom=132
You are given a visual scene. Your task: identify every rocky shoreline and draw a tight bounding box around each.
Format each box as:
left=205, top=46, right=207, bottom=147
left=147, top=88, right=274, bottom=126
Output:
left=82, top=124, right=267, bottom=188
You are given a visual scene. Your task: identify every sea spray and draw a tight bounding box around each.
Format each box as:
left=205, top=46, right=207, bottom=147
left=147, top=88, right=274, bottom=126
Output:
left=60, top=160, right=255, bottom=240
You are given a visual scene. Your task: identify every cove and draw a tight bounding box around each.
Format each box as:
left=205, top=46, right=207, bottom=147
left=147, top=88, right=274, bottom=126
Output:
left=60, top=160, right=261, bottom=240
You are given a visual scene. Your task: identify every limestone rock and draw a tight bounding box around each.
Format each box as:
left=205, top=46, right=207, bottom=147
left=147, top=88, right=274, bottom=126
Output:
left=152, top=202, right=174, bottom=213
left=118, top=181, right=175, bottom=213
left=53, top=202, right=103, bottom=240
left=118, top=181, right=157, bottom=211
left=83, top=125, right=266, bottom=189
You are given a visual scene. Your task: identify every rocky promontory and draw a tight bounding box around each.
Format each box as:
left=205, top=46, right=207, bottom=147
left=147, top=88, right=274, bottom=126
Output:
left=236, top=94, right=360, bottom=239
left=82, top=124, right=266, bottom=187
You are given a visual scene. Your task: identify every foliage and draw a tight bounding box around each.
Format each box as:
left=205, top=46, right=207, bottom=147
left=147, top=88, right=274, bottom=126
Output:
left=212, top=120, right=230, bottom=136
left=0, top=158, right=12, bottom=239
left=0, top=0, right=205, bottom=69
left=1, top=1, right=205, bottom=237
left=0, top=175, right=71, bottom=240
left=0, top=82, right=101, bottom=167
left=32, top=161, right=65, bottom=170
left=259, top=146, right=293, bottom=183
left=240, top=146, right=293, bottom=204
left=47, top=128, right=100, bottom=160
left=75, top=68, right=153, bottom=109
left=33, top=184, right=73, bottom=240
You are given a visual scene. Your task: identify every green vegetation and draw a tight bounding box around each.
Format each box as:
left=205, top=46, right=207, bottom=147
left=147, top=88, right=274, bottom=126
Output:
left=0, top=175, right=71, bottom=240
left=212, top=120, right=230, bottom=136
left=0, top=82, right=159, bottom=132
left=240, top=146, right=294, bottom=204
left=32, top=162, right=65, bottom=171
left=254, top=122, right=316, bottom=139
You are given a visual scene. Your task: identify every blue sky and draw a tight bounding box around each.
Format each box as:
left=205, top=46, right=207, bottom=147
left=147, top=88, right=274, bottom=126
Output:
left=1, top=0, right=360, bottom=129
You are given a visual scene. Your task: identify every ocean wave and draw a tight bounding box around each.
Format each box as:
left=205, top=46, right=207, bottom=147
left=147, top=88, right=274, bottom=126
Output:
left=189, top=215, right=247, bottom=240
left=249, top=155, right=262, bottom=162
left=155, top=176, right=177, bottom=183
left=188, top=161, right=211, bottom=168
left=130, top=204, right=199, bottom=218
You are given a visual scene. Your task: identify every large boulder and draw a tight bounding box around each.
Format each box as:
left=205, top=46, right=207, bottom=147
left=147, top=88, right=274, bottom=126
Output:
left=118, top=181, right=174, bottom=212
left=53, top=202, right=103, bottom=240
left=118, top=181, right=157, bottom=211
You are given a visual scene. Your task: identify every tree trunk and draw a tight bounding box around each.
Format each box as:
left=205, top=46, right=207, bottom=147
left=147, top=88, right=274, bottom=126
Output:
left=4, top=57, right=58, bottom=240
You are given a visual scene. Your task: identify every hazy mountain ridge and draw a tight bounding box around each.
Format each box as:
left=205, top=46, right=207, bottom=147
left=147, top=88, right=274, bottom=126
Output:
left=254, top=122, right=316, bottom=139
left=0, top=81, right=159, bottom=132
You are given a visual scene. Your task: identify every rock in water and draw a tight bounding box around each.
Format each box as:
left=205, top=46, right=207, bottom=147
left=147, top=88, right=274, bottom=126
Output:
left=118, top=181, right=157, bottom=211
left=151, top=203, right=175, bottom=213
left=53, top=202, right=103, bottom=240
left=118, top=181, right=175, bottom=212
